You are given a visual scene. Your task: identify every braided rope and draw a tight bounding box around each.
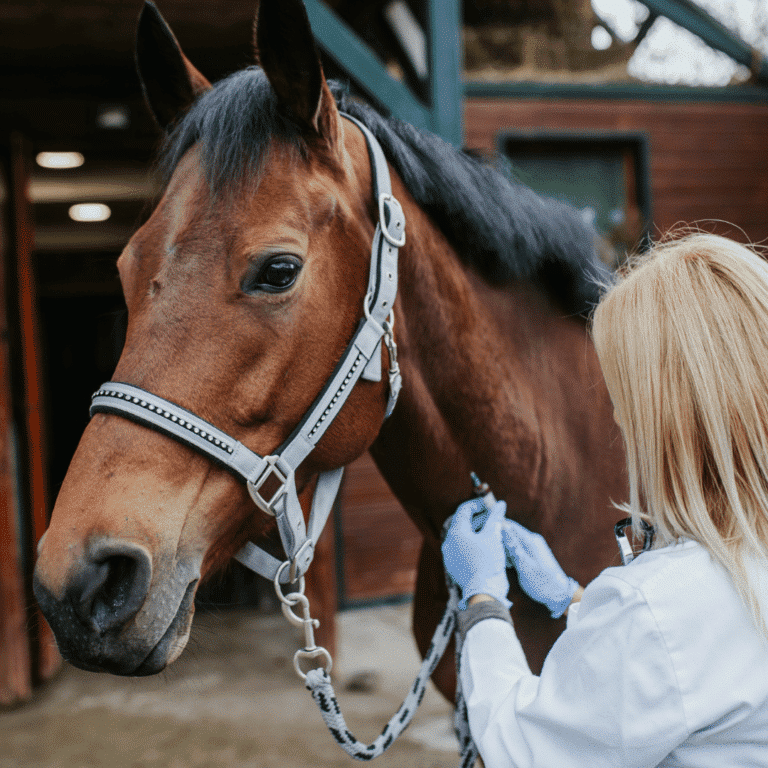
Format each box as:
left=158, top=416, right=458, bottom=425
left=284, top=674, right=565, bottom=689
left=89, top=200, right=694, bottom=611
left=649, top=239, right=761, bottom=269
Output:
left=451, top=578, right=480, bottom=768
left=303, top=577, right=478, bottom=766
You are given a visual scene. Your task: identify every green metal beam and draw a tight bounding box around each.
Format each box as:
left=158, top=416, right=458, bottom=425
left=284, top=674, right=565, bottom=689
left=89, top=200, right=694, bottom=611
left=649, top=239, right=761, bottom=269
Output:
left=640, top=0, right=768, bottom=83
left=303, top=0, right=431, bottom=132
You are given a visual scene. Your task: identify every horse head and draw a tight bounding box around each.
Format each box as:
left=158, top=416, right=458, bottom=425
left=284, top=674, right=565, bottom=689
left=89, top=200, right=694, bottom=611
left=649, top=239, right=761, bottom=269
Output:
left=34, top=0, right=395, bottom=675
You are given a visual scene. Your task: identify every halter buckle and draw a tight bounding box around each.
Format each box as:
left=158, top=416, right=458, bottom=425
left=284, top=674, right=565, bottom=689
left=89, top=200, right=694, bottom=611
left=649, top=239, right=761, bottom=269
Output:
left=289, top=539, right=314, bottom=582
left=248, top=455, right=290, bottom=515
left=378, top=193, right=406, bottom=248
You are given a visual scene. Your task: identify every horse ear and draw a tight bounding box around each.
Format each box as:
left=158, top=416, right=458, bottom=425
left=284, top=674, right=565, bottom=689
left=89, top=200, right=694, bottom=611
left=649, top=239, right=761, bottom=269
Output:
left=253, top=0, right=339, bottom=143
left=136, top=1, right=211, bottom=130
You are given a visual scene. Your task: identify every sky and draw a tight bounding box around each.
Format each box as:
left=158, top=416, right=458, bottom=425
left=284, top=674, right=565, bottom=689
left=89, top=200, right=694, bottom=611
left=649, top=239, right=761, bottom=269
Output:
left=590, top=0, right=768, bottom=85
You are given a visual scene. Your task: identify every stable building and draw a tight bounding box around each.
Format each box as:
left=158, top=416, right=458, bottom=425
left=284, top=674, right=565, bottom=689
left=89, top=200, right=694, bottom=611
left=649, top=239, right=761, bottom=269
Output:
left=1, top=0, right=767, bottom=704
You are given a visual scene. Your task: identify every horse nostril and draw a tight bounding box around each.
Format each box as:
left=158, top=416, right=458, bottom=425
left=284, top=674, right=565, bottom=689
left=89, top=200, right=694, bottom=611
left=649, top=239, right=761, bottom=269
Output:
left=72, top=543, right=152, bottom=633
left=91, top=556, right=136, bottom=625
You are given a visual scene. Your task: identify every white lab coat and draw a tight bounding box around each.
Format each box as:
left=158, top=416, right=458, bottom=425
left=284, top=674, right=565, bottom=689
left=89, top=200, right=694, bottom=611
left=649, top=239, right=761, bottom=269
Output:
left=461, top=539, right=768, bottom=767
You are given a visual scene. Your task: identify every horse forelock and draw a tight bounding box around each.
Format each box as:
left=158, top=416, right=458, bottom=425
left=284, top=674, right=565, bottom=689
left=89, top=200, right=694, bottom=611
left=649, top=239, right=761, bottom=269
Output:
left=159, top=67, right=610, bottom=314
left=160, top=67, right=310, bottom=198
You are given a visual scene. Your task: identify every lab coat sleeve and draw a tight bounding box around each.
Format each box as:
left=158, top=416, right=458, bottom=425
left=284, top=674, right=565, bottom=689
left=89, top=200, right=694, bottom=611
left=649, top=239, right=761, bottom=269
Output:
left=460, top=574, right=690, bottom=768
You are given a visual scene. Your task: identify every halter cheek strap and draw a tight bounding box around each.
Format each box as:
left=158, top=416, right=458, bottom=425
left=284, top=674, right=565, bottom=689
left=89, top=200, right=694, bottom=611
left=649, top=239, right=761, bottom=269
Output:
left=90, top=113, right=404, bottom=584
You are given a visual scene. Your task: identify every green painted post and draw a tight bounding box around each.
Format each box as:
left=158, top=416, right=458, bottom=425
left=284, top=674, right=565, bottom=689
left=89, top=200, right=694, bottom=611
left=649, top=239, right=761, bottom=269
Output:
left=428, top=0, right=463, bottom=146
left=303, top=0, right=431, bottom=130
left=303, top=0, right=463, bottom=145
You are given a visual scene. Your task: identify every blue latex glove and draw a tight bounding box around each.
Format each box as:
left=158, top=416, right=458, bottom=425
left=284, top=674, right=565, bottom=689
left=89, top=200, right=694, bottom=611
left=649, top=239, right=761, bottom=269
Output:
left=442, top=499, right=511, bottom=610
left=502, top=519, right=579, bottom=618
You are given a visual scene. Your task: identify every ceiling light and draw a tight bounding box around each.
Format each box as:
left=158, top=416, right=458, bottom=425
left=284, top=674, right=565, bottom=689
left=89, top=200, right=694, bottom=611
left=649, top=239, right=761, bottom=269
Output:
left=69, top=203, right=111, bottom=222
left=96, top=105, right=130, bottom=130
left=36, top=151, right=85, bottom=170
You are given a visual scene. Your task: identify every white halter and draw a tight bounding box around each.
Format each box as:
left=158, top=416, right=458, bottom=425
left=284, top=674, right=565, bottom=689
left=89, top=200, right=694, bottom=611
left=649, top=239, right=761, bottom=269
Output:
left=90, top=113, right=404, bottom=584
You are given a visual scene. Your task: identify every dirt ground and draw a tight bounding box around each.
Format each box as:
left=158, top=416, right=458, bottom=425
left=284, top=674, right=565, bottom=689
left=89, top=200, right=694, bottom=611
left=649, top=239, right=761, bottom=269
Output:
left=0, top=604, right=460, bottom=768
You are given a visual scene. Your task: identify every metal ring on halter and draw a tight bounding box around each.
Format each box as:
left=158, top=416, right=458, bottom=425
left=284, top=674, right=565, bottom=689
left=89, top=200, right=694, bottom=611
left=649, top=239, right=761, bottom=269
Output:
left=273, top=560, right=305, bottom=605
left=364, top=290, right=396, bottom=337
left=378, top=192, right=406, bottom=248
left=294, top=646, right=333, bottom=680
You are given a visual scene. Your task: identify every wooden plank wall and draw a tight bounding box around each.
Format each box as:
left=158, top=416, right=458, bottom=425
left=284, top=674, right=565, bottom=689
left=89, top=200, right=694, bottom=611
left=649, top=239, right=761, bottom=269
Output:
left=337, top=452, right=422, bottom=605
left=464, top=98, right=768, bottom=245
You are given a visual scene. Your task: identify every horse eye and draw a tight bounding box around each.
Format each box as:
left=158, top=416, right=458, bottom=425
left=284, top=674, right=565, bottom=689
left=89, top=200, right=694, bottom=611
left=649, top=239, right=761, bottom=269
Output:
left=246, top=256, right=301, bottom=293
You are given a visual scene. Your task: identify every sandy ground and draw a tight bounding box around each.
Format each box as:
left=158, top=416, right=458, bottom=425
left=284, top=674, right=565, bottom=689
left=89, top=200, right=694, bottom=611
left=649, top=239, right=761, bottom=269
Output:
left=0, top=604, right=460, bottom=768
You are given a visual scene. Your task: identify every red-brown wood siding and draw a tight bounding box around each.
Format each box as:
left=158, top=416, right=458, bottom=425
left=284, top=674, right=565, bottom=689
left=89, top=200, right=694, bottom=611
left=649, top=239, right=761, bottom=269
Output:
left=0, top=138, right=60, bottom=704
left=303, top=496, right=338, bottom=661
left=0, top=147, right=33, bottom=705
left=464, top=98, right=768, bottom=245
left=338, top=452, right=421, bottom=604
left=9, top=137, right=59, bottom=684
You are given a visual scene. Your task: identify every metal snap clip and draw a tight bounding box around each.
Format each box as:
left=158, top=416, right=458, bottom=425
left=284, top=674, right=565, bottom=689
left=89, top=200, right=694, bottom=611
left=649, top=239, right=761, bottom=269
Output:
left=273, top=563, right=333, bottom=680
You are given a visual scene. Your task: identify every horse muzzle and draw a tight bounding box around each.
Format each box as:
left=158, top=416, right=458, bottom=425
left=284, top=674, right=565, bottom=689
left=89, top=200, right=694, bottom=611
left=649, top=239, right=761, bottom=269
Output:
left=33, top=537, right=199, bottom=675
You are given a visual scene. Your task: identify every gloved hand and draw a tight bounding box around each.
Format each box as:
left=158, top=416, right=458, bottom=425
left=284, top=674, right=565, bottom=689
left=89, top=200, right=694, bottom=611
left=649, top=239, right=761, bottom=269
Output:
left=442, top=499, right=511, bottom=610
left=502, top=519, right=579, bottom=618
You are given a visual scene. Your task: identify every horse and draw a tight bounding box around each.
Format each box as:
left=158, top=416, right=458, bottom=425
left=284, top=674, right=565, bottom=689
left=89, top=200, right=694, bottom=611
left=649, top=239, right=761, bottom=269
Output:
left=33, top=0, right=627, bottom=698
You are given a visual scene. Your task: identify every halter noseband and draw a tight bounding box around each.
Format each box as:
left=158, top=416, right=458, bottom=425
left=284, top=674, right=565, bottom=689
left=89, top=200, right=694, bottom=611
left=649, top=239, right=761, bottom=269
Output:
left=90, top=113, right=404, bottom=584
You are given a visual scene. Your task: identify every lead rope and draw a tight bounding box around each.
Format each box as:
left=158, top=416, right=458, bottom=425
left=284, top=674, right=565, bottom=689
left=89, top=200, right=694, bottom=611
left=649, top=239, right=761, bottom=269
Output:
left=275, top=518, right=478, bottom=766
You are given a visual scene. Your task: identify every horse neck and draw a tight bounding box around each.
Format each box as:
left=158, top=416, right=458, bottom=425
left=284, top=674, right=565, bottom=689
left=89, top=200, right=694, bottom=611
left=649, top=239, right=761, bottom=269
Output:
left=370, top=183, right=597, bottom=541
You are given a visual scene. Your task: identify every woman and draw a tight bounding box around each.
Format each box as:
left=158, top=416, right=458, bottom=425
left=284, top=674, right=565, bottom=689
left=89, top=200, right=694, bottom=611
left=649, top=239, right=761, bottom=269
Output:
left=443, top=233, right=768, bottom=767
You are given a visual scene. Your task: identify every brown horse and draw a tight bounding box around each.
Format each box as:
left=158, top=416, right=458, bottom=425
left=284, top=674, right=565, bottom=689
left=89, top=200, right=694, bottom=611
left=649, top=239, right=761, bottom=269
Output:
left=34, top=0, right=626, bottom=697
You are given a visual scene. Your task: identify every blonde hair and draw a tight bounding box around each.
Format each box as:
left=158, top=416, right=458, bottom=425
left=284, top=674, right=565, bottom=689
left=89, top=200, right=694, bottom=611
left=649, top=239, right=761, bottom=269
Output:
left=592, top=232, right=768, bottom=636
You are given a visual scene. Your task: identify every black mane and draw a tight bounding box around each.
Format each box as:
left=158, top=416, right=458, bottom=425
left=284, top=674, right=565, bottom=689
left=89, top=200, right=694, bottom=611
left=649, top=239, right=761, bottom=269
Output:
left=161, top=67, right=610, bottom=314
